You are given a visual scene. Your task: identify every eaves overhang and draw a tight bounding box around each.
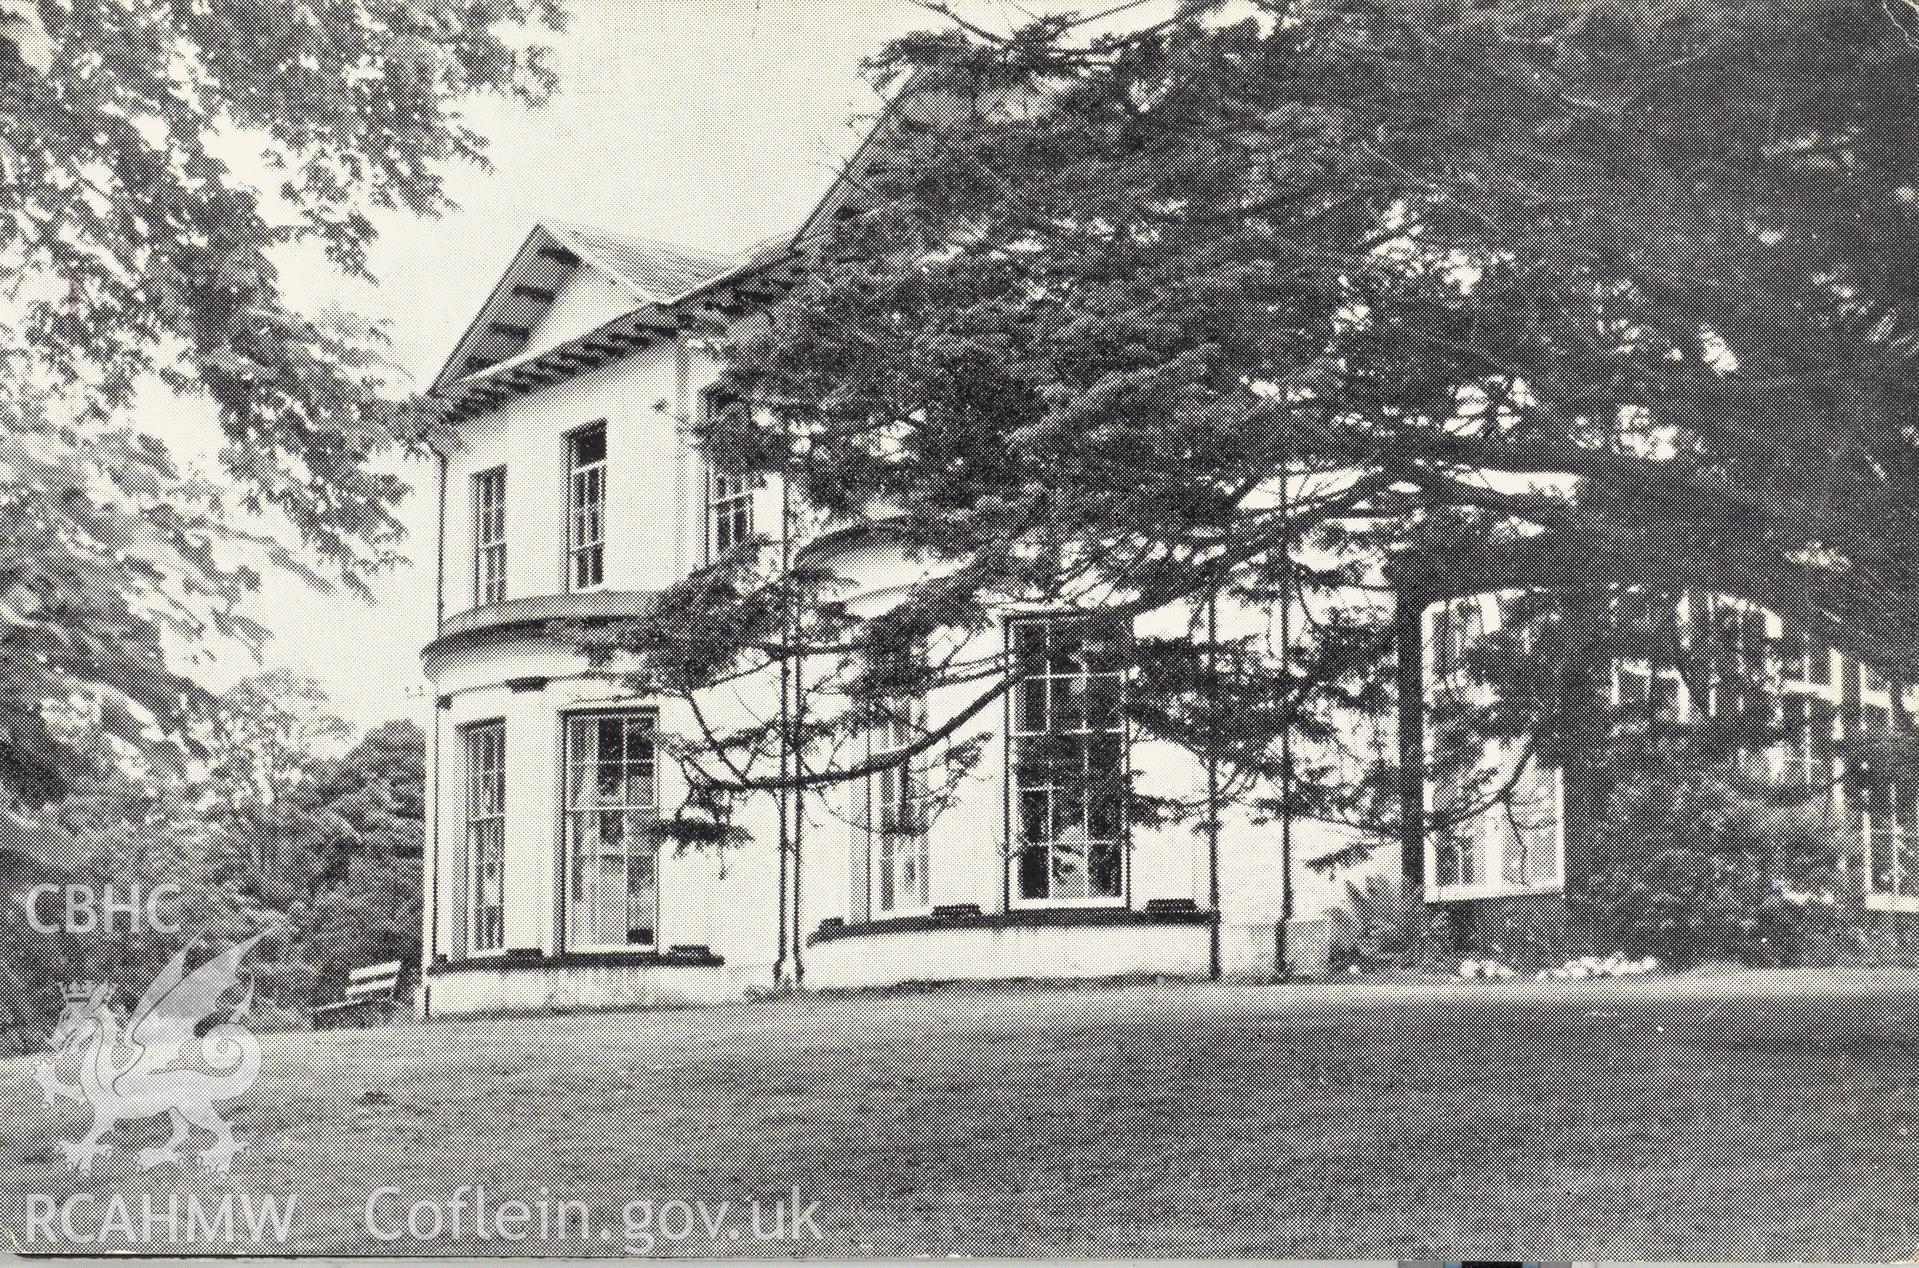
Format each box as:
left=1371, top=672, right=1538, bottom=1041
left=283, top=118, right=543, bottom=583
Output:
left=433, top=243, right=804, bottom=426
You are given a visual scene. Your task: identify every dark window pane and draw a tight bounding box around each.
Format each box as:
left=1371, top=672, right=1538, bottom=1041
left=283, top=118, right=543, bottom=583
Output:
left=1084, top=675, right=1122, bottom=729
left=1016, top=680, right=1048, bottom=734
left=1652, top=676, right=1680, bottom=723
left=1054, top=675, right=1086, bottom=733
left=1089, top=840, right=1123, bottom=897
left=1011, top=621, right=1045, bottom=666
left=1017, top=842, right=1050, bottom=899
left=1018, top=789, right=1050, bottom=845
left=1088, top=735, right=1124, bottom=780
left=1081, top=629, right=1126, bottom=673
left=1053, top=782, right=1086, bottom=839
left=1436, top=827, right=1462, bottom=889
left=1049, top=636, right=1082, bottom=676
left=571, top=426, right=606, bottom=466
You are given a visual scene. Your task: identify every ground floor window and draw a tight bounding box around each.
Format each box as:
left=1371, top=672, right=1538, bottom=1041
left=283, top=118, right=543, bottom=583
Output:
left=1780, top=691, right=1838, bottom=788
left=1431, top=753, right=1562, bottom=896
left=1426, top=594, right=1565, bottom=900
left=464, top=721, right=506, bottom=953
left=563, top=711, right=660, bottom=949
left=1862, top=683, right=1919, bottom=908
left=1009, top=615, right=1128, bottom=902
left=1866, top=783, right=1919, bottom=905
left=871, top=701, right=929, bottom=915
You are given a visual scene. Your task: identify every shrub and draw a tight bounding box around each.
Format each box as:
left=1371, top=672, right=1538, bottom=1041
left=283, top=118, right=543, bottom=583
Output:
left=1575, top=761, right=1854, bottom=968
left=1328, top=873, right=1453, bottom=972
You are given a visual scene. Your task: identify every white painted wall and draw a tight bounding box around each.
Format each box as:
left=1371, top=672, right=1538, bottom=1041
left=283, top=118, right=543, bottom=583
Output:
left=522, top=266, right=636, bottom=361
left=428, top=959, right=744, bottom=1015
left=805, top=921, right=1214, bottom=991
left=439, top=340, right=694, bottom=617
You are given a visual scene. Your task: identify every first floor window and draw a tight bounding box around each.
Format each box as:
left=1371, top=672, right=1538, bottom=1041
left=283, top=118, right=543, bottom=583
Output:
left=870, top=700, right=929, bottom=915
left=564, top=711, right=659, bottom=949
left=473, top=466, right=507, bottom=605
left=703, top=391, right=758, bottom=560
left=1615, top=663, right=1684, bottom=729
left=707, top=467, right=755, bottom=558
left=1785, top=625, right=1834, bottom=686
left=1429, top=596, right=1484, bottom=687
left=1009, top=615, right=1127, bottom=901
left=567, top=424, right=607, bottom=590
left=464, top=722, right=506, bottom=953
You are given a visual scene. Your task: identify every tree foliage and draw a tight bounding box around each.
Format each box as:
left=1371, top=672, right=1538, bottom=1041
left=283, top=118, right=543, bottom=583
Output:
left=597, top=0, right=1919, bottom=851
left=0, top=678, right=423, bottom=1045
left=0, top=0, right=563, bottom=796
left=1578, top=742, right=1857, bottom=967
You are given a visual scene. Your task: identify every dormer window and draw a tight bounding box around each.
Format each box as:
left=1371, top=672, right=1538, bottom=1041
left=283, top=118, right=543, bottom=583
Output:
left=567, top=423, right=607, bottom=590
left=473, top=467, right=507, bottom=605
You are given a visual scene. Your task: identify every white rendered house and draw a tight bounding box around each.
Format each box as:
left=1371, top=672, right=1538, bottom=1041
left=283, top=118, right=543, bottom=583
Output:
left=415, top=209, right=1385, bottom=1016
left=414, top=215, right=1919, bottom=1014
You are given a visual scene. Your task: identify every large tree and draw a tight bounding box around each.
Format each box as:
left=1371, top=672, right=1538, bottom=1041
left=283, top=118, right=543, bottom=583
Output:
left=0, top=0, right=563, bottom=795
left=0, top=686, right=425, bottom=1035
left=592, top=0, right=1919, bottom=851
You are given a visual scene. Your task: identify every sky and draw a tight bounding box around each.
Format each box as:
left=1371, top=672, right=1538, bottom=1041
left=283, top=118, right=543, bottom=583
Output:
left=189, top=0, right=974, bottom=725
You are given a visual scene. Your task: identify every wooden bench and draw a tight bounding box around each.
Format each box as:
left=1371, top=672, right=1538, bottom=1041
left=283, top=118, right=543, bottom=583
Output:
left=312, top=960, right=407, bottom=1029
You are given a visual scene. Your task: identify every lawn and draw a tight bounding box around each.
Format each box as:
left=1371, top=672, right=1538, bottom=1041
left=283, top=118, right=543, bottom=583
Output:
left=6, top=969, right=1919, bottom=1257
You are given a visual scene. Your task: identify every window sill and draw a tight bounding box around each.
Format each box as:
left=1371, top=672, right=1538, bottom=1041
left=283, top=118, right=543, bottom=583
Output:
left=1865, top=892, right=1919, bottom=914
left=1428, top=881, right=1566, bottom=903
left=1009, top=896, right=1128, bottom=911
left=807, top=903, right=1215, bottom=947
left=870, top=905, right=933, bottom=922
left=426, top=947, right=724, bottom=976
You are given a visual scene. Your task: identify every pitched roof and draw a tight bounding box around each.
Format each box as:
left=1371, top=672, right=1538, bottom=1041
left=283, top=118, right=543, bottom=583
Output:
left=541, top=221, right=744, bottom=304
left=429, top=222, right=763, bottom=392
left=430, top=75, right=946, bottom=403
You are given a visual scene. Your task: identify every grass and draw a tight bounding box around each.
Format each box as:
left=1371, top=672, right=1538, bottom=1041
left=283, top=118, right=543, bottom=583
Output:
left=6, top=969, right=1919, bottom=1257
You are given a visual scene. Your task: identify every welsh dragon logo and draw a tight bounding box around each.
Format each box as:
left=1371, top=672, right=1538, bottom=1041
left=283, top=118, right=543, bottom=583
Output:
left=32, top=931, right=270, bottom=1175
